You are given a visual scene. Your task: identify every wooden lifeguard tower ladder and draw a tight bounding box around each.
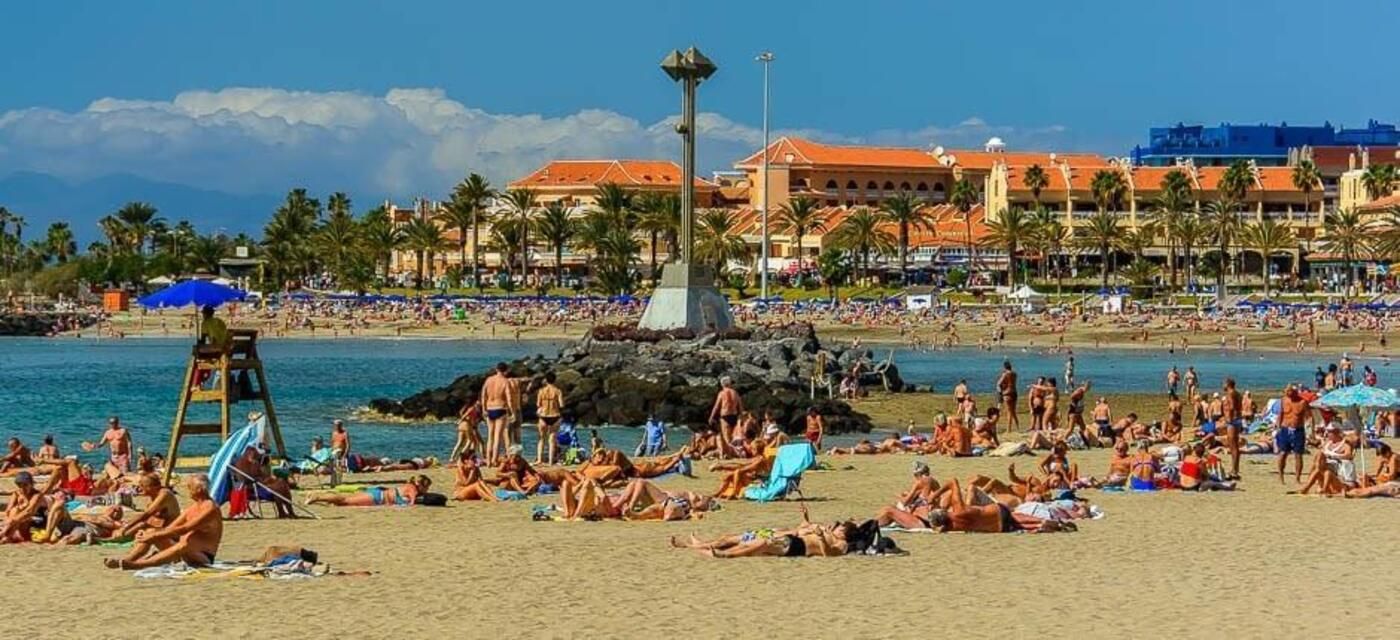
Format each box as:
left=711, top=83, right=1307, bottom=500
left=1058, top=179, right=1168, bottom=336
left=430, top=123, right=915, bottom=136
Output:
left=162, top=329, right=288, bottom=486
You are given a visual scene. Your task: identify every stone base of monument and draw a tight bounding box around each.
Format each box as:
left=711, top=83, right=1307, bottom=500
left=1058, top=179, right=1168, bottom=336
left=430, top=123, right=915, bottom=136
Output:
left=637, top=262, right=734, bottom=332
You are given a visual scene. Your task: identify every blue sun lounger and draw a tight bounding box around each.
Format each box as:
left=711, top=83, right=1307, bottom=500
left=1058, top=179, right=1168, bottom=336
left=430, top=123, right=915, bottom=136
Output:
left=744, top=443, right=816, bottom=502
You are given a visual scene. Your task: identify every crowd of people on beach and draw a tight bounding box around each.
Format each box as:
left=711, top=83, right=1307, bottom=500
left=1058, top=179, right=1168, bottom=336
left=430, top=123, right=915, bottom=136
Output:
left=5, top=337, right=1400, bottom=571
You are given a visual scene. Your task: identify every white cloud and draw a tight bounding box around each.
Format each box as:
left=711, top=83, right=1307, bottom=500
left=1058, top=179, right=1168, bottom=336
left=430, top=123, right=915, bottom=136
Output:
left=0, top=87, right=1075, bottom=199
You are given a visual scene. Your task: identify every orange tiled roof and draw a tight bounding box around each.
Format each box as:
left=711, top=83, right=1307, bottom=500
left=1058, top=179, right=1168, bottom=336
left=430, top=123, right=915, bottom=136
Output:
left=1194, top=167, right=1228, bottom=192
left=731, top=203, right=990, bottom=249
left=734, top=136, right=1106, bottom=172
left=509, top=160, right=715, bottom=189
left=1255, top=167, right=1304, bottom=192
left=1130, top=166, right=1194, bottom=192
left=954, top=151, right=1107, bottom=172
left=1309, top=146, right=1400, bottom=173
left=1360, top=192, right=1400, bottom=212
left=1004, top=164, right=1068, bottom=192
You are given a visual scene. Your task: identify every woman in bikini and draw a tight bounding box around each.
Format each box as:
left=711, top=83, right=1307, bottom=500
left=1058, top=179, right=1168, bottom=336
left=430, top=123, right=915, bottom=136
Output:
left=676, top=505, right=853, bottom=557
left=307, top=475, right=431, bottom=507
left=453, top=451, right=499, bottom=501
left=1128, top=440, right=1160, bottom=491
left=556, top=477, right=712, bottom=521
left=1346, top=442, right=1400, bottom=498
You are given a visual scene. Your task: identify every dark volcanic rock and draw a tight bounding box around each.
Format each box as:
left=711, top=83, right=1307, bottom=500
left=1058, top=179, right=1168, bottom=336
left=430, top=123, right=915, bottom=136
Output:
left=0, top=312, right=98, bottom=337
left=369, top=323, right=901, bottom=434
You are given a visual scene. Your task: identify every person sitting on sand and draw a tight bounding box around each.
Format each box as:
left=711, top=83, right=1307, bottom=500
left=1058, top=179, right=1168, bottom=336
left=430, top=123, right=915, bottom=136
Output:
left=105, top=474, right=222, bottom=570
left=35, top=436, right=61, bottom=465
left=939, top=417, right=975, bottom=457
left=490, top=447, right=543, bottom=492
left=674, top=504, right=853, bottom=557
left=713, top=440, right=781, bottom=499
left=1294, top=425, right=1354, bottom=496
left=0, top=438, right=34, bottom=474
left=306, top=475, right=432, bottom=507
left=43, top=503, right=126, bottom=545
left=453, top=451, right=500, bottom=502
left=1128, top=440, right=1161, bottom=491
left=1346, top=442, right=1400, bottom=498
left=0, top=472, right=45, bottom=543
left=872, top=461, right=943, bottom=529
left=1179, top=442, right=1237, bottom=491
left=114, top=474, right=181, bottom=539
left=1036, top=442, right=1077, bottom=489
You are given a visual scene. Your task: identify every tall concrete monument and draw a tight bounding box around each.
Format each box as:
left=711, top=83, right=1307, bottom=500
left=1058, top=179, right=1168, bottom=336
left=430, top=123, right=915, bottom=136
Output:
left=637, top=47, right=736, bottom=332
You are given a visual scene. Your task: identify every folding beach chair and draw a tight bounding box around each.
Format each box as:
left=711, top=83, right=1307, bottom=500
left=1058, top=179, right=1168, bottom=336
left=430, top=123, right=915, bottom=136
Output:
left=743, top=443, right=817, bottom=502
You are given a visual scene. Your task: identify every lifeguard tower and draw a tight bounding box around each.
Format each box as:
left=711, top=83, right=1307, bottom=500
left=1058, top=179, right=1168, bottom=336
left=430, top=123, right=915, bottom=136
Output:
left=162, top=329, right=287, bottom=485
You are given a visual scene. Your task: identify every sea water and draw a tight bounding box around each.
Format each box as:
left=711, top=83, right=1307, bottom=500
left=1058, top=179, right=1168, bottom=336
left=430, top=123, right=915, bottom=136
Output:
left=0, top=337, right=1363, bottom=462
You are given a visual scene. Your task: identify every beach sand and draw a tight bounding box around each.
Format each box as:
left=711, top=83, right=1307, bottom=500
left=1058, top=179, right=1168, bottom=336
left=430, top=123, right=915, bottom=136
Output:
left=4, top=440, right=1398, bottom=639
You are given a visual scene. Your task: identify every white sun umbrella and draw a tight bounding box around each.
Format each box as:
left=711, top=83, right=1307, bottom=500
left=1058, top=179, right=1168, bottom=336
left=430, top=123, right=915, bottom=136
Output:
left=1312, top=384, right=1400, bottom=481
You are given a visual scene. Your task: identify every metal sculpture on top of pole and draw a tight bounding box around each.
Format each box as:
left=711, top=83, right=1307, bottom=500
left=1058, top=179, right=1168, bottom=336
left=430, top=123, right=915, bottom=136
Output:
left=638, top=46, right=735, bottom=332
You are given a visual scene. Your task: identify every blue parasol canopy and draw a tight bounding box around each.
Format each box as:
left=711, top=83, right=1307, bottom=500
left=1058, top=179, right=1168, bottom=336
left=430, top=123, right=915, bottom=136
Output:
left=1313, top=384, right=1400, bottom=409
left=137, top=280, right=246, bottom=309
left=207, top=416, right=264, bottom=505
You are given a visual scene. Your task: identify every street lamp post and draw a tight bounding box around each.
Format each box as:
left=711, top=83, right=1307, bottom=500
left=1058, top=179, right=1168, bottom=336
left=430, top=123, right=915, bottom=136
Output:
left=637, top=46, right=735, bottom=332
left=756, top=51, right=773, bottom=302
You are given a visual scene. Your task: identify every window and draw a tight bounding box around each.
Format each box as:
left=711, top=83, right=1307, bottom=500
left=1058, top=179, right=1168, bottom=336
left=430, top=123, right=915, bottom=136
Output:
left=933, top=182, right=946, bottom=193
left=825, top=179, right=839, bottom=190
left=867, top=181, right=879, bottom=191
left=883, top=181, right=896, bottom=190
left=899, top=181, right=912, bottom=191
left=916, top=182, right=929, bottom=191
left=846, top=180, right=859, bottom=190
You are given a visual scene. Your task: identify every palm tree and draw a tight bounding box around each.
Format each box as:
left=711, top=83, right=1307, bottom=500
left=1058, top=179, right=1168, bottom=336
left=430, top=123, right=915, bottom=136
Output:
left=594, top=183, right=636, bottom=221
left=1203, top=197, right=1245, bottom=306
left=437, top=198, right=476, bottom=277
left=0, top=206, right=10, bottom=276
left=881, top=191, right=934, bottom=283
left=115, top=202, right=163, bottom=255
left=317, top=200, right=360, bottom=286
left=1034, top=211, right=1072, bottom=297
left=1173, top=213, right=1209, bottom=294
left=1240, top=218, right=1296, bottom=297
left=1361, top=164, right=1398, bottom=202
left=534, top=201, right=577, bottom=288
left=829, top=207, right=894, bottom=284
left=1090, top=169, right=1128, bottom=216
left=1154, top=169, right=1194, bottom=294
left=635, top=192, right=680, bottom=282
left=1022, top=164, right=1049, bottom=207
left=775, top=196, right=827, bottom=275
left=403, top=217, right=445, bottom=289
left=1292, top=159, right=1321, bottom=222
left=980, top=206, right=1036, bottom=286
left=450, top=173, right=496, bottom=291
left=189, top=234, right=230, bottom=274
left=1076, top=210, right=1120, bottom=289
left=489, top=217, right=525, bottom=281
left=948, top=179, right=980, bottom=274
left=1120, top=257, right=1161, bottom=294
left=1321, top=208, right=1373, bottom=294
left=44, top=222, right=77, bottom=264
left=501, top=188, right=538, bottom=280
left=359, top=206, right=403, bottom=285
left=694, top=208, right=751, bottom=286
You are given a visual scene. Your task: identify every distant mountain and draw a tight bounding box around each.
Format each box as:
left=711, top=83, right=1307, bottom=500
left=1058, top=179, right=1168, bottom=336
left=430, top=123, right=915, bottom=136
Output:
left=0, top=172, right=283, bottom=243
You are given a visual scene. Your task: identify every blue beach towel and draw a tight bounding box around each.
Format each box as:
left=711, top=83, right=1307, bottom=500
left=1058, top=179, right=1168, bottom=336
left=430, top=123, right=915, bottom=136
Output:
left=743, top=443, right=816, bottom=502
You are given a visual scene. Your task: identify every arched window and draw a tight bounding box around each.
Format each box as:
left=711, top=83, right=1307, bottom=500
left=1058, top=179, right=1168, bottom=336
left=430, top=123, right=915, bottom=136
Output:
left=883, top=181, right=896, bottom=190
left=825, top=179, right=839, bottom=190
left=866, top=181, right=879, bottom=191
left=916, top=182, right=929, bottom=191
left=933, top=182, right=946, bottom=193
left=846, top=180, right=858, bottom=190
left=899, top=181, right=912, bottom=191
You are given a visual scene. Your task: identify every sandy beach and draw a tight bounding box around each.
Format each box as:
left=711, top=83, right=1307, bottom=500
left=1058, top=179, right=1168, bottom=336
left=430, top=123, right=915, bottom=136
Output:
left=3, top=436, right=1397, bottom=639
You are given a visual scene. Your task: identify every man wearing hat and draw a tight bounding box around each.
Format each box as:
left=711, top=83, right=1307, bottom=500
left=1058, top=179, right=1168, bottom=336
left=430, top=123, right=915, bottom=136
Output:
left=0, top=471, right=45, bottom=543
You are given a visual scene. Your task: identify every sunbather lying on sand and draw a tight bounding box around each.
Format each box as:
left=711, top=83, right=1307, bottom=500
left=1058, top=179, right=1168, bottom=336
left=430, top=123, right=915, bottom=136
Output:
left=670, top=504, right=855, bottom=557
left=924, top=478, right=1074, bottom=533
left=1347, top=442, right=1400, bottom=498
left=306, top=475, right=432, bottom=507
left=828, top=433, right=906, bottom=455
left=556, top=477, right=713, bottom=521
left=346, top=454, right=438, bottom=473
left=105, top=474, right=222, bottom=570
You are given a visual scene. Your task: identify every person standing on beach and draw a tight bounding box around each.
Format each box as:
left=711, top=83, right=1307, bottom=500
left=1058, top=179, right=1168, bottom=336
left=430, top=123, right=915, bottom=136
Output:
left=1221, top=378, right=1243, bottom=480
left=1166, top=366, right=1181, bottom=396
left=450, top=401, right=484, bottom=463
left=997, top=361, right=1019, bottom=431
left=709, top=377, right=744, bottom=458
left=535, top=372, right=564, bottom=465
left=1184, top=367, right=1199, bottom=402
left=1277, top=384, right=1310, bottom=484
left=83, top=416, right=133, bottom=474
left=330, top=420, right=351, bottom=470
left=1063, top=355, right=1075, bottom=388
left=481, top=363, right=517, bottom=466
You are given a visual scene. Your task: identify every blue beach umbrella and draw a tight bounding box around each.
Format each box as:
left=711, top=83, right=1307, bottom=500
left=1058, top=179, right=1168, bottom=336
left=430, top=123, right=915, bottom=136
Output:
left=137, top=279, right=247, bottom=310
left=1313, top=384, right=1400, bottom=409
left=206, top=417, right=263, bottom=505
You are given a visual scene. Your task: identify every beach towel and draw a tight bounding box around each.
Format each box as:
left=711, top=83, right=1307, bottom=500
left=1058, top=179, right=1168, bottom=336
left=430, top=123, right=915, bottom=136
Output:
left=1246, top=398, right=1281, bottom=433
left=743, top=443, right=816, bottom=502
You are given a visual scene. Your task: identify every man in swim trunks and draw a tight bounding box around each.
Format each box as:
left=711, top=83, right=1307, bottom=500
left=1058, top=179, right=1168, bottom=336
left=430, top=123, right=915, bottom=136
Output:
left=330, top=420, right=351, bottom=471
left=83, top=416, right=132, bottom=474
left=1220, top=377, right=1244, bottom=479
left=114, top=473, right=181, bottom=539
left=873, top=461, right=941, bottom=529
left=708, top=376, right=744, bottom=459
left=926, top=478, right=1069, bottom=533
left=0, top=437, right=34, bottom=473
left=804, top=407, right=825, bottom=449
left=480, top=362, right=516, bottom=466
left=105, top=473, right=223, bottom=570
left=997, top=361, right=1020, bottom=431
left=534, top=372, right=564, bottom=465
left=1277, top=384, right=1310, bottom=484
left=1091, top=397, right=1113, bottom=444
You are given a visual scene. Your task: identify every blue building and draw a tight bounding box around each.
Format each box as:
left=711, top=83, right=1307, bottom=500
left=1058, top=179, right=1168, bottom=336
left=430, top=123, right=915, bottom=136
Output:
left=1132, top=120, right=1400, bottom=167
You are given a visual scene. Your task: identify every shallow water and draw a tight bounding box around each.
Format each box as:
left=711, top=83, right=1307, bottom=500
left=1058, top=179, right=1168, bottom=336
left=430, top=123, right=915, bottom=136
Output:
left=0, top=337, right=1370, bottom=463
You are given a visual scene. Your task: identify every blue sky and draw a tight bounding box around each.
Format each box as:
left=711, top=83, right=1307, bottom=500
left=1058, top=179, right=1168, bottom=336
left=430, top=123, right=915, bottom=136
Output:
left=0, top=0, right=1396, bottom=232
